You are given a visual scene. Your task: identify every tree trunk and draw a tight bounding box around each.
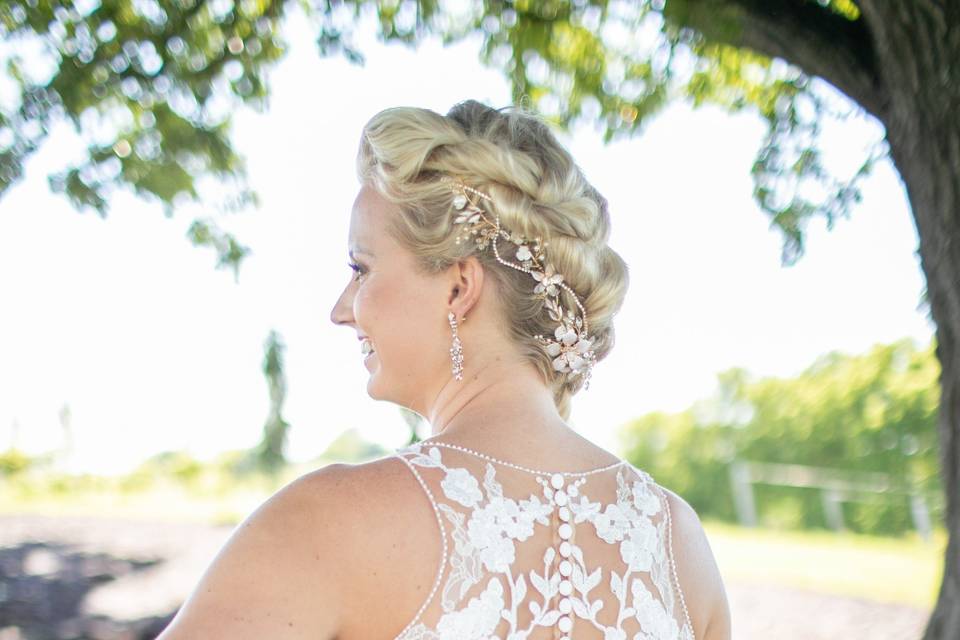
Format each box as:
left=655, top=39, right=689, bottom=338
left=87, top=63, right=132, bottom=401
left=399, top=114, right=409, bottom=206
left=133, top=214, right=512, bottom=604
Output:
left=856, top=3, right=960, bottom=638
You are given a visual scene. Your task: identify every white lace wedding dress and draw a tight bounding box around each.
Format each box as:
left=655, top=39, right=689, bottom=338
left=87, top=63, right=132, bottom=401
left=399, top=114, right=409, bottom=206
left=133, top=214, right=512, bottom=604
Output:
left=390, top=441, right=695, bottom=640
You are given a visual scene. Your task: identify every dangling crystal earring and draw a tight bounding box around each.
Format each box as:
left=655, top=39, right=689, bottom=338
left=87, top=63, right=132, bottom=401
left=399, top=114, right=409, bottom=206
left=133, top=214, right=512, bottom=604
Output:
left=448, top=311, right=464, bottom=381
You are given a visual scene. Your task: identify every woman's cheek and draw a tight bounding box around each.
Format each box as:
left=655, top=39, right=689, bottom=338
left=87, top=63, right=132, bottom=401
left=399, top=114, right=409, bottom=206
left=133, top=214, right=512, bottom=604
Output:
left=353, top=283, right=375, bottom=328
left=354, top=278, right=392, bottom=332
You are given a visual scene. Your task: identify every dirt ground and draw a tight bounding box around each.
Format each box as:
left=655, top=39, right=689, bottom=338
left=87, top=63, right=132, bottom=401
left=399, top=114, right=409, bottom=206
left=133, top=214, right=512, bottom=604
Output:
left=0, top=513, right=931, bottom=640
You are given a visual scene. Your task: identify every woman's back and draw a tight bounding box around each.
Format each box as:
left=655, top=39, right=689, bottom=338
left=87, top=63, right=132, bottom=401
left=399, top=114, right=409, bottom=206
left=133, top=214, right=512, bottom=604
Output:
left=348, top=440, right=694, bottom=640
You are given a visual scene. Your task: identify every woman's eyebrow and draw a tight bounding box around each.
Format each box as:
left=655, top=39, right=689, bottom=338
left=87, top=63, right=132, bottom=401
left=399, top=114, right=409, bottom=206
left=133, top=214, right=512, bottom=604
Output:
left=349, top=246, right=375, bottom=258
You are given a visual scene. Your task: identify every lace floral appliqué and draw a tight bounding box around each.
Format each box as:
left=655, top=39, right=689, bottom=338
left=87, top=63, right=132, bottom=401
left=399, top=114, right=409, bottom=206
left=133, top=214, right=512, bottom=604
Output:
left=394, top=444, right=694, bottom=640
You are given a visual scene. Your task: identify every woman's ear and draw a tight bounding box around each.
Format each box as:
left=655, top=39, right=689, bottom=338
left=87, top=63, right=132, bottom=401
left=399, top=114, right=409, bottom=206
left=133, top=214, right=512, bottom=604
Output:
left=448, top=255, right=484, bottom=320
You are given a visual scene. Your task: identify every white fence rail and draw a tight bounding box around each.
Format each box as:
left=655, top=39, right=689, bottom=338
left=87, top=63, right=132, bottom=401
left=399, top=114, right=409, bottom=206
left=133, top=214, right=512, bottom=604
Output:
left=728, top=460, right=934, bottom=541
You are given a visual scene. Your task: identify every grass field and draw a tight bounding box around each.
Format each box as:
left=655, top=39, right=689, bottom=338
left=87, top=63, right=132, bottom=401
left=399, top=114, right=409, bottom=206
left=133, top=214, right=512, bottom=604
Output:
left=0, top=472, right=281, bottom=526
left=704, top=519, right=943, bottom=610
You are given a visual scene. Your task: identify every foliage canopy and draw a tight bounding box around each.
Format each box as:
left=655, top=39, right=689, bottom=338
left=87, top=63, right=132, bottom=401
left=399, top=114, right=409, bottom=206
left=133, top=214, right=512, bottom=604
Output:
left=0, top=0, right=884, bottom=275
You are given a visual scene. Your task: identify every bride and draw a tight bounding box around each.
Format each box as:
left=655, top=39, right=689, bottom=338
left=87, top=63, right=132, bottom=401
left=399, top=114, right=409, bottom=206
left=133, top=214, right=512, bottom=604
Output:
left=157, top=100, right=731, bottom=640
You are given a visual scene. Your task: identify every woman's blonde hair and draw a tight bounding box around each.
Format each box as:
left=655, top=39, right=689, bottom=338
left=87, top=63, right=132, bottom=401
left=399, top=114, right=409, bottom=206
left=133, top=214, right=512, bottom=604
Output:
left=356, top=100, right=629, bottom=421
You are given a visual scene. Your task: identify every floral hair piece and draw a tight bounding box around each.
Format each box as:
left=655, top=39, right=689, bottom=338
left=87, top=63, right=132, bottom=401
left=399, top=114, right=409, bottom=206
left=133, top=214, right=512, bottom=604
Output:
left=441, top=176, right=597, bottom=390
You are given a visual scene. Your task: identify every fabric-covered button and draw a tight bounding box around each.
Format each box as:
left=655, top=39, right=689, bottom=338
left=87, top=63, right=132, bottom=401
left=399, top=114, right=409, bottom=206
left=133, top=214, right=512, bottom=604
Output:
left=558, top=523, right=572, bottom=539
left=551, top=473, right=565, bottom=489
left=559, top=541, right=571, bottom=557
left=559, top=579, right=573, bottom=596
left=559, top=506, right=571, bottom=522
left=559, top=560, right=572, bottom=576
left=559, top=597, right=572, bottom=614
left=558, top=615, right=572, bottom=632
left=554, top=490, right=568, bottom=506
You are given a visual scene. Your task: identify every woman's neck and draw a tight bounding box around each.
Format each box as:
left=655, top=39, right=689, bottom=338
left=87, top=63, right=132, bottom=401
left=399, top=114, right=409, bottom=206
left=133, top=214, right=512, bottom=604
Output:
left=420, top=369, right=610, bottom=467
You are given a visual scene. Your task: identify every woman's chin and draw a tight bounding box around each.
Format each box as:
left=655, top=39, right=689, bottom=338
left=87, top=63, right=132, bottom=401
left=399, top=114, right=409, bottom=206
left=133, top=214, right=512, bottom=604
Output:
left=363, top=353, right=384, bottom=397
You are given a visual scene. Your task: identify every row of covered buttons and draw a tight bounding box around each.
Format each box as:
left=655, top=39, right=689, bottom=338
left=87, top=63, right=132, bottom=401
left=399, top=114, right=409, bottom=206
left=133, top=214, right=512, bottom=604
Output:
left=544, top=471, right=586, bottom=639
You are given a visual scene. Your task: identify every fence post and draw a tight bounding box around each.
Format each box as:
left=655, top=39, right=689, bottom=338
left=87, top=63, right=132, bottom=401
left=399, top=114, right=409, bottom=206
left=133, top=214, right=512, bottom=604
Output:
left=729, top=461, right=757, bottom=527
left=910, top=493, right=933, bottom=542
left=821, top=488, right=845, bottom=531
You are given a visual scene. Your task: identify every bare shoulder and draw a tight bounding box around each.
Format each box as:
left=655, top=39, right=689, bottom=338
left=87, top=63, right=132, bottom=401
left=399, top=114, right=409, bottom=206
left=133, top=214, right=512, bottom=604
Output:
left=156, top=457, right=431, bottom=640
left=155, top=462, right=355, bottom=639
left=659, top=486, right=732, bottom=640
left=304, top=454, right=446, bottom=639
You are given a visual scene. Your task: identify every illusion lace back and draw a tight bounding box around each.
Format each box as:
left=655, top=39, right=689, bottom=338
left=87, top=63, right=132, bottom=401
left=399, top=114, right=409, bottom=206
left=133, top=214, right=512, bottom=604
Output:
left=392, top=441, right=694, bottom=640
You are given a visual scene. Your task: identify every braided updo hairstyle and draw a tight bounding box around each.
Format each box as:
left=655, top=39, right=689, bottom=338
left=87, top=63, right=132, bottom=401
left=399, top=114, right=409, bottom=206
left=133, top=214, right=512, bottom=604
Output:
left=356, top=100, right=630, bottom=421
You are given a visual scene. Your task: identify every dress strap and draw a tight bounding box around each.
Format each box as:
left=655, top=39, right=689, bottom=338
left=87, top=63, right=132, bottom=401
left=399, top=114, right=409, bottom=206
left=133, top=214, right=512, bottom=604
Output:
left=651, top=481, right=695, bottom=638
left=391, top=450, right=450, bottom=639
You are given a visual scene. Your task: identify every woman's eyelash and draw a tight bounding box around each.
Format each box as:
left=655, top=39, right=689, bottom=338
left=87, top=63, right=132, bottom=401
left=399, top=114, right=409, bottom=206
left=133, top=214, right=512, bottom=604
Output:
left=347, top=261, right=366, bottom=280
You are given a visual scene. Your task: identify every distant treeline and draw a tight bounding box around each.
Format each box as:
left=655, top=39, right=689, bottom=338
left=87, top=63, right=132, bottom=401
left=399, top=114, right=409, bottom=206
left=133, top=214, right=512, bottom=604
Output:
left=620, top=337, right=942, bottom=536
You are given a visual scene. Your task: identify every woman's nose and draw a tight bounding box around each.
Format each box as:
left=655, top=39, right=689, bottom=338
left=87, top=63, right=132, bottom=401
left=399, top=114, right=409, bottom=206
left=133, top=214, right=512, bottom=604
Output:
left=330, top=288, right=353, bottom=327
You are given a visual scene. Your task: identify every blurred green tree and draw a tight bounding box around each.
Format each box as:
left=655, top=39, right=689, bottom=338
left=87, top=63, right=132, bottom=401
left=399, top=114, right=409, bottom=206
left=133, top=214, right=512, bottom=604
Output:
left=0, top=0, right=288, bottom=276
left=621, top=338, right=941, bottom=534
left=0, top=447, right=33, bottom=476
left=138, top=448, right=204, bottom=485
left=3, top=1, right=958, bottom=634
left=400, top=406, right=424, bottom=444
left=251, top=329, right=289, bottom=476
left=318, top=426, right=388, bottom=462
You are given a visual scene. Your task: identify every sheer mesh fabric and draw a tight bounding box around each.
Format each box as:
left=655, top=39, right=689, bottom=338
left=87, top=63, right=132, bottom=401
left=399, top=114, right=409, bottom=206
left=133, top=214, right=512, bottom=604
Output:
left=392, top=442, right=694, bottom=640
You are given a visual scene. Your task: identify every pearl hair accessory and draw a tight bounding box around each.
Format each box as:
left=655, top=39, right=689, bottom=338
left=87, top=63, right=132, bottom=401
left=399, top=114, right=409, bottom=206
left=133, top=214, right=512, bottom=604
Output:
left=442, top=176, right=597, bottom=391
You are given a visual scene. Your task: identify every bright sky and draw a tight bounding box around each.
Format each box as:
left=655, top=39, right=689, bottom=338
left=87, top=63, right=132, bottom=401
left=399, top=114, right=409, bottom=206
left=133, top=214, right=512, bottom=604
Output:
left=0, top=9, right=934, bottom=476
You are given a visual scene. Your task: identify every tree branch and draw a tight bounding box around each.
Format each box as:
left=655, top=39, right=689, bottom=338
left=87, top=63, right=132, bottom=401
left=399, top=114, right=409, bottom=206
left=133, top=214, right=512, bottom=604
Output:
left=665, top=0, right=889, bottom=119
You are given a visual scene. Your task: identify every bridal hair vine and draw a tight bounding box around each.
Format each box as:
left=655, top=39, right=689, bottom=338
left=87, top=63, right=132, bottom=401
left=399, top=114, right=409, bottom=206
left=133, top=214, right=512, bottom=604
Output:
left=441, top=176, right=597, bottom=391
